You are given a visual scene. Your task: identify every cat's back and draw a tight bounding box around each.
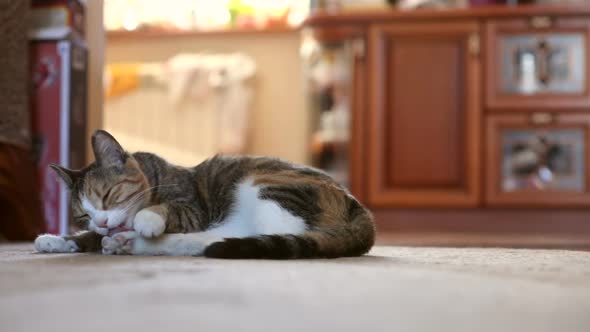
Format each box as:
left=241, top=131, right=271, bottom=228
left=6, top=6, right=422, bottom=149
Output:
left=193, top=155, right=338, bottom=186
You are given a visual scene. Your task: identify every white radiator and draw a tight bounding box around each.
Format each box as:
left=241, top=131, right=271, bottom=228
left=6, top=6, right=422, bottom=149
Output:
left=104, top=54, right=255, bottom=166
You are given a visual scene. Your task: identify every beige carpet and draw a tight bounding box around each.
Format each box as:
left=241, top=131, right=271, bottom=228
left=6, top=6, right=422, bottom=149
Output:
left=1, top=244, right=589, bottom=332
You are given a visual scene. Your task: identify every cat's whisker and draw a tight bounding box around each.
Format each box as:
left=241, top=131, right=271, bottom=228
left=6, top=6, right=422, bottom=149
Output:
left=121, top=186, right=166, bottom=212
left=127, top=184, right=177, bottom=204
left=121, top=184, right=179, bottom=214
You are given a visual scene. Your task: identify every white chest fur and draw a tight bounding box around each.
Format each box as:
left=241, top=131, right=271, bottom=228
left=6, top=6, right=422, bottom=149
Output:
left=213, top=179, right=307, bottom=237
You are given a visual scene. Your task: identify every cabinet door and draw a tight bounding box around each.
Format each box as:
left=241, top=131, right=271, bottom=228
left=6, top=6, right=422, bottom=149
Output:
left=367, top=22, right=481, bottom=207
left=486, top=113, right=590, bottom=206
left=486, top=17, right=590, bottom=110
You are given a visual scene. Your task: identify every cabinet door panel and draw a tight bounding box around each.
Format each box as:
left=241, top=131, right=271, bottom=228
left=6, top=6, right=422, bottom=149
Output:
left=387, top=41, right=463, bottom=188
left=486, top=17, right=590, bottom=110
left=368, top=22, right=481, bottom=207
left=486, top=113, right=590, bottom=206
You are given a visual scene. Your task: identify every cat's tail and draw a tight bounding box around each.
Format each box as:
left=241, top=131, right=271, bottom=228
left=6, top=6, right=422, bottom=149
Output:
left=203, top=200, right=375, bottom=259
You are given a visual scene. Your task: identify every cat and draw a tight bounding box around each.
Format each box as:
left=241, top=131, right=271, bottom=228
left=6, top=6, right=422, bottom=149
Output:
left=34, top=130, right=375, bottom=259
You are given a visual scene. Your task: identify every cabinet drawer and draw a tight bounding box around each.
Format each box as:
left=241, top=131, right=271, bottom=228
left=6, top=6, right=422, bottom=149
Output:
left=486, top=17, right=590, bottom=110
left=485, top=113, right=590, bottom=206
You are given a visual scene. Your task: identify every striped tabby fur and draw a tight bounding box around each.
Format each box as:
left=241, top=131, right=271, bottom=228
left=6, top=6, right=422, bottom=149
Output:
left=35, top=130, right=375, bottom=259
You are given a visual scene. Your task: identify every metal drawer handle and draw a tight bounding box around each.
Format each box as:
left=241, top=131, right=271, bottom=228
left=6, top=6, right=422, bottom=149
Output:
left=530, top=16, right=553, bottom=29
left=536, top=40, right=551, bottom=85
left=530, top=112, right=554, bottom=125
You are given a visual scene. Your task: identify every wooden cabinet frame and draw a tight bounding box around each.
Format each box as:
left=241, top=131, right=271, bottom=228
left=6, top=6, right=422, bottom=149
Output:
left=486, top=113, right=590, bottom=206
left=367, top=21, right=481, bottom=207
left=349, top=37, right=368, bottom=203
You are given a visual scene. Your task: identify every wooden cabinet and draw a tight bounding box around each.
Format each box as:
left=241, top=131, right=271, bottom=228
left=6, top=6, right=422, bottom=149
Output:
left=367, top=22, right=481, bottom=207
left=304, top=5, right=590, bottom=243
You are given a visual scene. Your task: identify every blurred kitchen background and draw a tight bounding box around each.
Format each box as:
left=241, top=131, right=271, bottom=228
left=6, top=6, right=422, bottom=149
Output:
left=2, top=0, right=590, bottom=248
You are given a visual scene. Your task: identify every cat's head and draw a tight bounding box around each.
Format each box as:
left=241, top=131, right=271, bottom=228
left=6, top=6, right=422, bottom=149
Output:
left=50, top=130, right=150, bottom=235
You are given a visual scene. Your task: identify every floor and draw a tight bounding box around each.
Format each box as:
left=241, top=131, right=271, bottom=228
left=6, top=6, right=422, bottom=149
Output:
left=1, top=244, right=589, bottom=332
left=376, top=232, right=590, bottom=250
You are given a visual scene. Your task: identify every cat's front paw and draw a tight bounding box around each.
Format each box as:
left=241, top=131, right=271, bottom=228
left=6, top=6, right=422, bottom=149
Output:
left=134, top=209, right=166, bottom=238
left=101, top=231, right=136, bottom=255
left=35, top=234, right=79, bottom=253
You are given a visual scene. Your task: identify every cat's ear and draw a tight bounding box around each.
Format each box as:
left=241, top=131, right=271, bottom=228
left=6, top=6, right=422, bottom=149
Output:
left=92, top=130, right=126, bottom=167
left=49, top=164, right=82, bottom=188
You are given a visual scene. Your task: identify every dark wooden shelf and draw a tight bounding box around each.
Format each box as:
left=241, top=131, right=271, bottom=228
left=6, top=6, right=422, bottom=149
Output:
left=304, top=4, right=590, bottom=27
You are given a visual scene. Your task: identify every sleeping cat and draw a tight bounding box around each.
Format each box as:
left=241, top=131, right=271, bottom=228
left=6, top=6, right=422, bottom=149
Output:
left=34, top=130, right=375, bottom=258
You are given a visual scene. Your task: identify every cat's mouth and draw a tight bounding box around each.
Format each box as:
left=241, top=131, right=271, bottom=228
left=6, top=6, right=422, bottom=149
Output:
left=107, top=225, right=131, bottom=236
left=93, top=224, right=131, bottom=236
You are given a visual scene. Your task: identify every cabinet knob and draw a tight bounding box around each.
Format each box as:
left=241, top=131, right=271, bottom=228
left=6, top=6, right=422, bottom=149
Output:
left=352, top=38, right=365, bottom=59
left=530, top=112, right=554, bottom=125
left=468, top=33, right=480, bottom=56
left=530, top=16, right=553, bottom=29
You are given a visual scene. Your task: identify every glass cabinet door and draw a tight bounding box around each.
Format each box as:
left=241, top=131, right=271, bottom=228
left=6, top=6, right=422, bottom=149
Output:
left=499, top=34, right=585, bottom=95
left=301, top=32, right=353, bottom=187
left=501, top=128, right=585, bottom=192
left=486, top=114, right=590, bottom=206
left=486, top=18, right=590, bottom=109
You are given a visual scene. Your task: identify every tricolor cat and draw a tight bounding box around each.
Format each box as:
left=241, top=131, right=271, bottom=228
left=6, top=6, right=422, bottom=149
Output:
left=35, top=130, right=375, bottom=259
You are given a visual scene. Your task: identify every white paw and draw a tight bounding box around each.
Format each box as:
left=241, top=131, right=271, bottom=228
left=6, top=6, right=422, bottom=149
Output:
left=134, top=209, right=166, bottom=238
left=34, top=234, right=79, bottom=253
left=89, top=223, right=108, bottom=236
left=101, top=231, right=136, bottom=255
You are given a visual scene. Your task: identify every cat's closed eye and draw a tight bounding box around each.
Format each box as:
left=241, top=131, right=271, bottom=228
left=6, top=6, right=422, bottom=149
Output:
left=101, top=179, right=143, bottom=208
left=102, top=186, right=116, bottom=206
left=103, top=186, right=135, bottom=208
left=74, top=213, right=90, bottom=222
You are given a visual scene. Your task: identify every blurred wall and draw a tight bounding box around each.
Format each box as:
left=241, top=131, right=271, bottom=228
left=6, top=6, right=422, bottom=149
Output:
left=106, top=31, right=310, bottom=164
left=86, top=0, right=105, bottom=163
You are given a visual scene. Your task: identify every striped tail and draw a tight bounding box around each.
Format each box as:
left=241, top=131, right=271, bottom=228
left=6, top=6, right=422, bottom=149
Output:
left=203, top=201, right=375, bottom=259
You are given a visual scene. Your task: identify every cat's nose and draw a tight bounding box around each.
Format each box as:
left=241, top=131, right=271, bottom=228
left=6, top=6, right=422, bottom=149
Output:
left=95, top=217, right=108, bottom=227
